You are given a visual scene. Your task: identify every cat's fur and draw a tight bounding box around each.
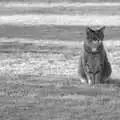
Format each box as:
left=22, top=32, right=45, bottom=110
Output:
left=78, top=27, right=112, bottom=85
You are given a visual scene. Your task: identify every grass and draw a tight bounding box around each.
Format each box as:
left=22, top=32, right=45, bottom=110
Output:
left=0, top=0, right=120, bottom=3
left=0, top=25, right=120, bottom=40
left=1, top=15, right=120, bottom=27
left=0, top=2, right=120, bottom=119
left=0, top=37, right=119, bottom=119
left=1, top=6, right=120, bottom=15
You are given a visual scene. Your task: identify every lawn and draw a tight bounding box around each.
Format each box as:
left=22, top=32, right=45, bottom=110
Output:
left=0, top=36, right=119, bottom=120
left=0, top=0, right=120, bottom=3
left=0, top=1, right=120, bottom=120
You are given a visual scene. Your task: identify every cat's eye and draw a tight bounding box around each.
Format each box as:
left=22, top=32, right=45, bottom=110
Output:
left=86, top=64, right=90, bottom=69
left=87, top=39, right=92, bottom=43
left=93, top=39, right=97, bottom=41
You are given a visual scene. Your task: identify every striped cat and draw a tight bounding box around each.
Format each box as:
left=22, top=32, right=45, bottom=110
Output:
left=78, top=27, right=112, bottom=85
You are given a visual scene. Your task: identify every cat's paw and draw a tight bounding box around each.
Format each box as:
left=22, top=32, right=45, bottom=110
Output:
left=80, top=78, right=87, bottom=84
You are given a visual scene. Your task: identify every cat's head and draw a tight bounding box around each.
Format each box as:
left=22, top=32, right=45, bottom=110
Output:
left=84, top=26, right=105, bottom=53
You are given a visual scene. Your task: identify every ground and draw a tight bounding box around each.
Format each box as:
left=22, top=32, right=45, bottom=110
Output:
left=0, top=36, right=120, bottom=120
left=0, top=1, right=120, bottom=120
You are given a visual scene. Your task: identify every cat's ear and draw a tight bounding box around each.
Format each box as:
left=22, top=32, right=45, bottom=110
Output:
left=98, top=26, right=105, bottom=40
left=86, top=27, right=93, bottom=33
left=99, top=26, right=105, bottom=32
left=86, top=27, right=94, bottom=39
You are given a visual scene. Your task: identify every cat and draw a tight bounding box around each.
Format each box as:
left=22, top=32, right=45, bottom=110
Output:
left=78, top=26, right=112, bottom=85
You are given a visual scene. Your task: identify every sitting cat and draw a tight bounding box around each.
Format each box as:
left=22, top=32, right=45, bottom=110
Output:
left=78, top=27, right=112, bottom=85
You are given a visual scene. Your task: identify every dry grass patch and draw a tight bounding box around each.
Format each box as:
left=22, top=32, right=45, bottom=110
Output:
left=0, top=38, right=119, bottom=78
left=0, top=38, right=120, bottom=120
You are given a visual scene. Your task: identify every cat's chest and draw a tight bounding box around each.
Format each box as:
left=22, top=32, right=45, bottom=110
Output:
left=83, top=52, right=104, bottom=73
left=84, top=52, right=104, bottom=66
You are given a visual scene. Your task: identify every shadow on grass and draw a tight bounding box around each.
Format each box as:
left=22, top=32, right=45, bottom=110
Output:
left=62, top=76, right=120, bottom=97
left=107, top=78, right=120, bottom=87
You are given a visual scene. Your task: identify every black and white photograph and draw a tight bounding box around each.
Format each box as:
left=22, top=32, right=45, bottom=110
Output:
left=0, top=0, right=120, bottom=119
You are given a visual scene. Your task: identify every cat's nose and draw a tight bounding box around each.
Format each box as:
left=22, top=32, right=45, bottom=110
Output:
left=93, top=41, right=97, bottom=44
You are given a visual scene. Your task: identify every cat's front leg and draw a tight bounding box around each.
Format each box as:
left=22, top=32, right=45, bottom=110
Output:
left=94, top=72, right=102, bottom=84
left=86, top=73, right=94, bottom=85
